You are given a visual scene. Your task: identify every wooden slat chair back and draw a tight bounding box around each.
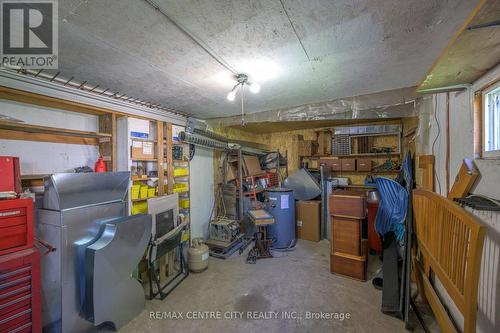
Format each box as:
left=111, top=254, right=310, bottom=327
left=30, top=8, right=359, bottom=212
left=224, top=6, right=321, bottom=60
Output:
left=413, top=189, right=485, bottom=333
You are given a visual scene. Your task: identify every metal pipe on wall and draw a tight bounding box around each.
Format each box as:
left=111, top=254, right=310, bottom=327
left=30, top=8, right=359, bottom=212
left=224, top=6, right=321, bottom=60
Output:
left=445, top=92, right=450, bottom=195
left=473, top=92, right=483, bottom=159
left=238, top=149, right=244, bottom=221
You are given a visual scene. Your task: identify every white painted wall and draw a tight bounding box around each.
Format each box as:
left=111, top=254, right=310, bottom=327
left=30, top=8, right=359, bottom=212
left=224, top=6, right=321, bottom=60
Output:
left=416, top=64, right=500, bottom=333
left=189, top=146, right=214, bottom=240
left=0, top=99, right=99, bottom=174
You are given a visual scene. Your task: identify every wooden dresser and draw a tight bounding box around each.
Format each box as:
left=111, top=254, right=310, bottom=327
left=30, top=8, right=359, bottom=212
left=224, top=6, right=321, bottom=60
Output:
left=329, top=190, right=368, bottom=281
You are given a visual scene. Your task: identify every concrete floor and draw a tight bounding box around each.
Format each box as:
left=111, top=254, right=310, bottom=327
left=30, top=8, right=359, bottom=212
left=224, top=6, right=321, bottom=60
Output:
left=107, top=240, right=437, bottom=333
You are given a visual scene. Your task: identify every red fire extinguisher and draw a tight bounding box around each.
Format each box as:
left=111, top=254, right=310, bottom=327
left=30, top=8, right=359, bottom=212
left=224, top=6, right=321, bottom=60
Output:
left=94, top=156, right=107, bottom=172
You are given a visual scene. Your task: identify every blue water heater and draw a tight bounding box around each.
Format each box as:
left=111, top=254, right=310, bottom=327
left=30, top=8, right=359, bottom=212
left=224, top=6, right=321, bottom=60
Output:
left=266, top=187, right=295, bottom=249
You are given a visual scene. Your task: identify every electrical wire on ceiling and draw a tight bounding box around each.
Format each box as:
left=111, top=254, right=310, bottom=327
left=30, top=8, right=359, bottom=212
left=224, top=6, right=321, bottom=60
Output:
left=143, top=0, right=237, bottom=75
left=278, top=0, right=312, bottom=64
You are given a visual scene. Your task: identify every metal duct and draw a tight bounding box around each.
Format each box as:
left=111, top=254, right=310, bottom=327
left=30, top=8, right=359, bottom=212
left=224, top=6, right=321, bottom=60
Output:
left=190, top=128, right=229, bottom=143
left=179, top=131, right=267, bottom=156
left=179, top=131, right=229, bottom=150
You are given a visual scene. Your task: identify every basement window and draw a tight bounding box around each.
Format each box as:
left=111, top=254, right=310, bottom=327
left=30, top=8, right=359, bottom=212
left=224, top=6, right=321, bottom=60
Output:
left=483, top=83, right=500, bottom=158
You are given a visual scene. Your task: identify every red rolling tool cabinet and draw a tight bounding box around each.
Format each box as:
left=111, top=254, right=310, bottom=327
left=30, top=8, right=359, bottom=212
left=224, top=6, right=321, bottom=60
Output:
left=0, top=199, right=34, bottom=256
left=0, top=248, right=41, bottom=333
left=0, top=157, right=21, bottom=194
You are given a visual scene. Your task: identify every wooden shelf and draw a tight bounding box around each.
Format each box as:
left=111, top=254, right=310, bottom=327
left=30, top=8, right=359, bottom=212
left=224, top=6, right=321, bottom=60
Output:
left=131, top=138, right=157, bottom=143
left=331, top=170, right=400, bottom=174
left=131, top=158, right=157, bottom=162
left=131, top=177, right=154, bottom=181
left=131, top=198, right=150, bottom=202
left=303, top=153, right=400, bottom=159
left=0, top=120, right=112, bottom=138
left=336, top=184, right=377, bottom=189
left=0, top=120, right=111, bottom=145
left=342, top=153, right=400, bottom=157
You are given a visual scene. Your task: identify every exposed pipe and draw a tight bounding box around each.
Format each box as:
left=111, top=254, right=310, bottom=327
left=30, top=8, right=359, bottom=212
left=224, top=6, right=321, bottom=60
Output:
left=417, top=84, right=470, bottom=95
left=467, top=20, right=500, bottom=31
left=143, top=0, right=237, bottom=75
left=445, top=92, right=450, bottom=195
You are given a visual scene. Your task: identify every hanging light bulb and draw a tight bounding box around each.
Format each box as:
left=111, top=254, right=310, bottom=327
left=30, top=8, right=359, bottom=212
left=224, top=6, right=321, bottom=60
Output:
left=227, top=90, right=236, bottom=101
left=249, top=82, right=260, bottom=94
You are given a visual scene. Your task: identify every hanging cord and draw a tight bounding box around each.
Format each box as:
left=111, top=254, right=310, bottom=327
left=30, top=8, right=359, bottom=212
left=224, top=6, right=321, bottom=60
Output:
left=240, top=83, right=246, bottom=126
left=431, top=95, right=442, bottom=194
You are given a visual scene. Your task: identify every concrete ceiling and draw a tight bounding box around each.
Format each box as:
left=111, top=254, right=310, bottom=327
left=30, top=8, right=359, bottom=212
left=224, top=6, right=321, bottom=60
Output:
left=55, top=0, right=480, bottom=118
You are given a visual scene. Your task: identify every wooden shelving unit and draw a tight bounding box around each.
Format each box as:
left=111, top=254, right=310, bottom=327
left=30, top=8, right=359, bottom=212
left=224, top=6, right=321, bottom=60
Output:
left=1, top=113, right=117, bottom=172
left=0, top=120, right=112, bottom=140
left=163, top=124, right=191, bottom=237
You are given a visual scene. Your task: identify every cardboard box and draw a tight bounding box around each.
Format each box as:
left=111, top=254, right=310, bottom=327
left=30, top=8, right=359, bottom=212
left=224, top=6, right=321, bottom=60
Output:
left=317, top=131, right=331, bottom=155
left=131, top=140, right=154, bottom=160
left=226, top=164, right=238, bottom=181
left=298, top=140, right=318, bottom=157
left=243, top=155, right=263, bottom=176
left=296, top=200, right=321, bottom=242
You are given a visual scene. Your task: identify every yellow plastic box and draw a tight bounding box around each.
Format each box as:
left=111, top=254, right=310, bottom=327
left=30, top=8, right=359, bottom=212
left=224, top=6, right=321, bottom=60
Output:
left=131, top=201, right=148, bottom=215
left=173, top=168, right=189, bottom=177
left=179, top=199, right=190, bottom=209
left=140, top=186, right=148, bottom=198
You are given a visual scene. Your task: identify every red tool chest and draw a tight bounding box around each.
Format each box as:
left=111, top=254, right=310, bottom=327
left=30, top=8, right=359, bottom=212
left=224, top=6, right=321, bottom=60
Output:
left=0, top=199, right=34, bottom=256
left=0, top=248, right=41, bottom=333
left=0, top=157, right=21, bottom=194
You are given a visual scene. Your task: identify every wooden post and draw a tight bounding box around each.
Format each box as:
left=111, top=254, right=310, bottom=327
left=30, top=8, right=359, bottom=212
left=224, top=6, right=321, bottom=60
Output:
left=111, top=114, right=117, bottom=171
left=166, top=123, right=174, bottom=194
left=157, top=121, right=164, bottom=196
left=418, top=155, right=435, bottom=191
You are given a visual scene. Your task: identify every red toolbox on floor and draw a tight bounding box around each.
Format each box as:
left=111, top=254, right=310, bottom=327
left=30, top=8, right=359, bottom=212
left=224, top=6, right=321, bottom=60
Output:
left=0, top=157, right=21, bottom=194
left=0, top=199, right=34, bottom=256
left=0, top=248, right=41, bottom=333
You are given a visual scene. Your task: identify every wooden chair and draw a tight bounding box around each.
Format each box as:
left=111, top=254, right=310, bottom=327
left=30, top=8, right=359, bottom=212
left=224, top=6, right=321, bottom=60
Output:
left=412, top=189, right=485, bottom=333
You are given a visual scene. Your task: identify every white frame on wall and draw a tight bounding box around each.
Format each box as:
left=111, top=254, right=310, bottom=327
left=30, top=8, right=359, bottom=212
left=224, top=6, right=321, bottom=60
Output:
left=482, top=81, right=500, bottom=159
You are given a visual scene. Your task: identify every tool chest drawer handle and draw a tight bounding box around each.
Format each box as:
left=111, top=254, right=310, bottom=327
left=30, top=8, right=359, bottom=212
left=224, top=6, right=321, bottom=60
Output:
left=0, top=285, right=31, bottom=300
left=0, top=208, right=26, bottom=218
left=0, top=276, right=31, bottom=290
left=0, top=308, right=31, bottom=325
left=0, top=266, right=30, bottom=280
left=9, top=322, right=32, bottom=333
left=0, top=293, right=31, bottom=309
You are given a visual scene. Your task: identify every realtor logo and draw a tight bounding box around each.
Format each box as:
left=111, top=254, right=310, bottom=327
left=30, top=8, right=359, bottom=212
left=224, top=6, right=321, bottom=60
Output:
left=1, top=0, right=58, bottom=69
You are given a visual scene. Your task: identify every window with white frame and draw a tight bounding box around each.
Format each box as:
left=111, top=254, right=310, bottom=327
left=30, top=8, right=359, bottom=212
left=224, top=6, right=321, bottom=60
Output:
left=483, top=83, right=500, bottom=158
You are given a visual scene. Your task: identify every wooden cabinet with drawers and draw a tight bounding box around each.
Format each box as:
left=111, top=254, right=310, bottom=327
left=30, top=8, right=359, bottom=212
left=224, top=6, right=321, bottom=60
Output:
left=331, top=216, right=362, bottom=256
left=329, top=190, right=368, bottom=281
